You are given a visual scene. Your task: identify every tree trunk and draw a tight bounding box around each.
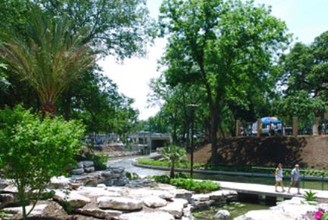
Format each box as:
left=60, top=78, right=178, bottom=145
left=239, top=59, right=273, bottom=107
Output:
left=170, top=161, right=175, bottom=179
left=210, top=106, right=219, bottom=165
left=41, top=101, right=56, bottom=117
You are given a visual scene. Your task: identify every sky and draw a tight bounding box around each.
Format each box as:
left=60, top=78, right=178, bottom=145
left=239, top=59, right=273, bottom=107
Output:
left=98, top=0, right=328, bottom=120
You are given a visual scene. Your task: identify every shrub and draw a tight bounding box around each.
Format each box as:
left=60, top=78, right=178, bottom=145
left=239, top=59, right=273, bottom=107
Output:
left=162, top=144, right=186, bottom=178
left=153, top=175, right=220, bottom=193
left=0, top=106, right=85, bottom=219
left=83, top=152, right=107, bottom=170
left=304, top=190, right=317, bottom=202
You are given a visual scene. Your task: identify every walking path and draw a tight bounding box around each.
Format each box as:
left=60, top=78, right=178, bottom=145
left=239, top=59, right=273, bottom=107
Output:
left=217, top=180, right=328, bottom=201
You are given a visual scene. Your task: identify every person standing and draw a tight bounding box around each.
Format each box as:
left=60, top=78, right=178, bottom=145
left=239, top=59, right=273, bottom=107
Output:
left=275, top=163, right=285, bottom=192
left=287, top=164, right=301, bottom=194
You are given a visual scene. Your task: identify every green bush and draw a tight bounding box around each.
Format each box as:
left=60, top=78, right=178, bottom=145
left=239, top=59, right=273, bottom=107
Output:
left=304, top=190, right=317, bottom=202
left=153, top=175, right=171, bottom=184
left=0, top=106, right=85, bottom=219
left=153, top=175, right=220, bottom=193
left=83, top=152, right=107, bottom=170
left=170, top=178, right=220, bottom=193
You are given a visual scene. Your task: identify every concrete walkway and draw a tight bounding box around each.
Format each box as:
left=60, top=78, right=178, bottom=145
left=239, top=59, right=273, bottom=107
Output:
left=217, top=180, right=328, bottom=201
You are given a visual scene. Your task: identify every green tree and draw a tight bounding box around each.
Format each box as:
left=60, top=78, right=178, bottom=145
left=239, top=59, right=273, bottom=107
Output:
left=34, top=0, right=155, bottom=58
left=277, top=31, right=328, bottom=124
left=162, top=144, right=187, bottom=178
left=0, top=106, right=85, bottom=219
left=0, top=6, right=94, bottom=116
left=159, top=0, right=289, bottom=163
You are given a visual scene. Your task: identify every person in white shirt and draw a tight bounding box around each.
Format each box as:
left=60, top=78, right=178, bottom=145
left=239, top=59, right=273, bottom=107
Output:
left=274, top=163, right=285, bottom=192
left=287, top=164, right=301, bottom=194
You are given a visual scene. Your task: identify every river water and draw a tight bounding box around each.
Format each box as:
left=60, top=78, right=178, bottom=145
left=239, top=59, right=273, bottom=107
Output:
left=107, top=156, right=168, bottom=178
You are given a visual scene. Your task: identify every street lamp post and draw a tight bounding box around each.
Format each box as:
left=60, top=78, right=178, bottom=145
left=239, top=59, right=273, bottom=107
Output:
left=187, top=104, right=198, bottom=178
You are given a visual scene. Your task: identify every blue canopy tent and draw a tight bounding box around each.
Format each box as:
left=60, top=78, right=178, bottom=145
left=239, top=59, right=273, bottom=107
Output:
left=252, top=116, right=282, bottom=135
left=260, top=116, right=281, bottom=125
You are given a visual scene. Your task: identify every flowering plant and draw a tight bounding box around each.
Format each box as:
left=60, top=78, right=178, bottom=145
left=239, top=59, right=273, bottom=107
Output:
left=314, top=209, right=328, bottom=220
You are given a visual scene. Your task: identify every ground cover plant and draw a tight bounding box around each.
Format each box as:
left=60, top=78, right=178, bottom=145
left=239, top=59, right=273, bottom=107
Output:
left=0, top=106, right=85, bottom=219
left=153, top=175, right=220, bottom=193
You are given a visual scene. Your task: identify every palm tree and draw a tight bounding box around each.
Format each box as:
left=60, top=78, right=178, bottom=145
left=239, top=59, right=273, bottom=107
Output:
left=0, top=6, right=94, bottom=116
left=162, top=144, right=187, bottom=178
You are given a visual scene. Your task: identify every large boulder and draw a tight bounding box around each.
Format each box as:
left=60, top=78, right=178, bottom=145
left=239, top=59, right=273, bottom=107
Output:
left=119, top=211, right=175, bottom=220
left=159, top=198, right=188, bottom=218
left=54, top=190, right=90, bottom=208
left=97, top=196, right=143, bottom=211
left=3, top=201, right=68, bottom=219
left=48, top=176, right=71, bottom=189
left=77, top=202, right=122, bottom=218
left=214, top=209, right=230, bottom=220
left=142, top=195, right=167, bottom=208
left=77, top=186, right=122, bottom=198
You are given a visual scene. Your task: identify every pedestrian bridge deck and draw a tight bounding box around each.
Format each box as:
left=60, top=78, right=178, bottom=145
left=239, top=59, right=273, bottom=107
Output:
left=216, top=180, right=328, bottom=201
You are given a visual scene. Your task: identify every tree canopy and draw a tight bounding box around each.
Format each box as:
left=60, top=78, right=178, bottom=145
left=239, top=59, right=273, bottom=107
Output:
left=158, top=0, right=290, bottom=163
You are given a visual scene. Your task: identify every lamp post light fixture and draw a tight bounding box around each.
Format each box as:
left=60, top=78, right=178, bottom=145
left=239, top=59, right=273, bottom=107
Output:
left=187, top=103, right=198, bottom=178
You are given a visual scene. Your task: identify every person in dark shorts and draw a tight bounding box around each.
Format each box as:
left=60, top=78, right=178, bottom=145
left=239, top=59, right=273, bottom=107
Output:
left=287, top=164, right=301, bottom=194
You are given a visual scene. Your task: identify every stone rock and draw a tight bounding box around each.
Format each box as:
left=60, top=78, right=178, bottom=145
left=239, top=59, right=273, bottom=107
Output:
left=82, top=160, right=94, bottom=168
left=127, top=179, right=156, bottom=188
left=192, top=193, right=209, bottom=201
left=0, top=179, right=11, bottom=190
left=49, top=176, right=71, bottom=189
left=3, top=201, right=68, bottom=219
left=159, top=198, right=188, bottom=218
left=127, top=188, right=175, bottom=200
left=97, top=196, right=143, bottom=211
left=84, top=166, right=95, bottom=173
left=192, top=199, right=214, bottom=210
left=1, top=185, right=18, bottom=194
left=77, top=161, right=84, bottom=168
left=101, top=170, right=112, bottom=177
left=142, top=195, right=167, bottom=208
left=214, top=209, right=230, bottom=220
left=183, top=204, right=193, bottom=218
left=175, top=189, right=193, bottom=202
left=77, top=202, right=122, bottom=218
left=97, top=184, right=107, bottom=188
left=110, top=167, right=125, bottom=174
left=113, top=177, right=129, bottom=186
left=119, top=211, right=175, bottom=220
left=71, top=172, right=102, bottom=186
left=77, top=186, right=122, bottom=198
left=71, top=168, right=85, bottom=175
left=0, top=193, right=15, bottom=203
left=54, top=190, right=90, bottom=208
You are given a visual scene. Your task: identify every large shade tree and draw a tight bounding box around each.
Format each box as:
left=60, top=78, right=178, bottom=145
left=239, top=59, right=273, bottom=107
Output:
left=0, top=6, right=94, bottom=116
left=159, top=0, right=289, bottom=163
left=274, top=31, right=328, bottom=125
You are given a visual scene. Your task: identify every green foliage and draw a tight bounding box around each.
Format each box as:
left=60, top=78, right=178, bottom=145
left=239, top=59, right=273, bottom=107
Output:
left=126, top=172, right=140, bottom=180
left=0, top=5, right=94, bottom=116
left=153, top=175, right=171, bottom=184
left=159, top=0, right=290, bottom=159
left=83, top=152, right=107, bottom=171
left=162, top=144, right=187, bottom=178
left=153, top=175, right=220, bottom=193
left=304, top=190, right=317, bottom=202
left=0, top=105, right=85, bottom=219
